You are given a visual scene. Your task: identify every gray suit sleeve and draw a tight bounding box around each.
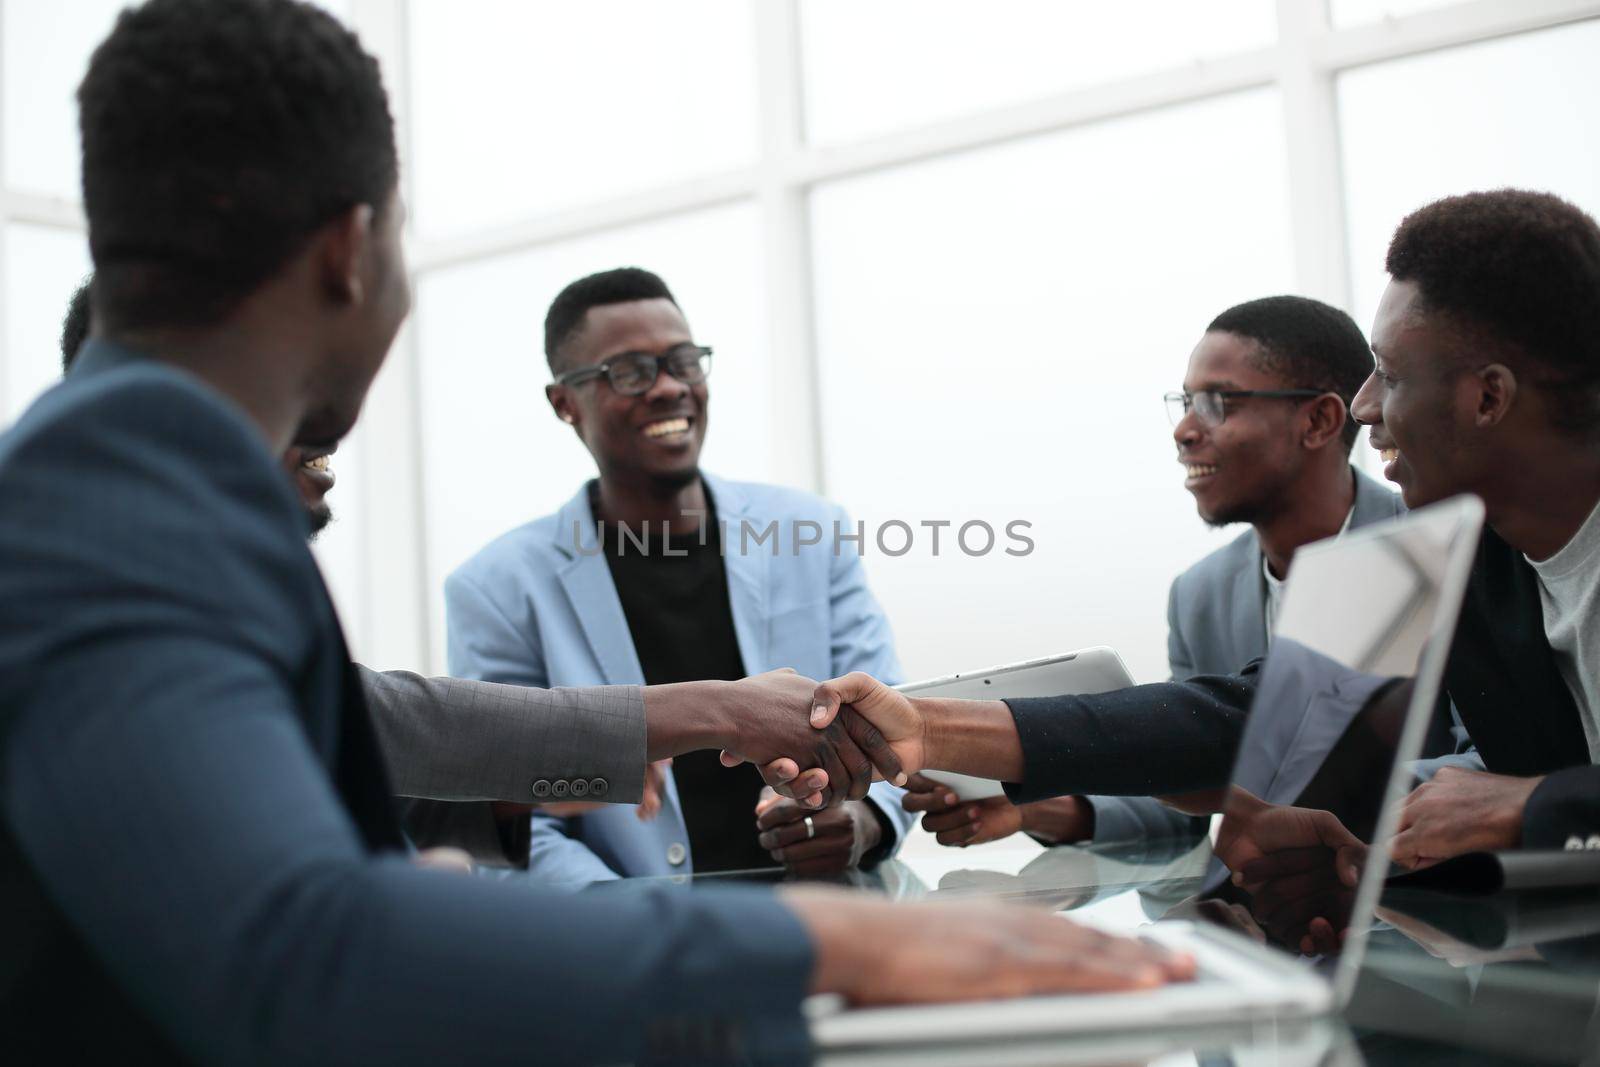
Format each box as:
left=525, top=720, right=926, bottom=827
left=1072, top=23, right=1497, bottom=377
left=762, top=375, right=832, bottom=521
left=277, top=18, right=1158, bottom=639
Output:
left=360, top=666, right=647, bottom=805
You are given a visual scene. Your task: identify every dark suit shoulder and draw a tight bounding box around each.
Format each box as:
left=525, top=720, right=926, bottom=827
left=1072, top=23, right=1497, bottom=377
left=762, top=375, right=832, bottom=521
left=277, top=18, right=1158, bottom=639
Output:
left=0, top=362, right=322, bottom=684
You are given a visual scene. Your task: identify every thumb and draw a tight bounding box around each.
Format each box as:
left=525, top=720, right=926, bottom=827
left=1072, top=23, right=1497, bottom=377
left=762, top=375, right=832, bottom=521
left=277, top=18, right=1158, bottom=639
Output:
left=811, top=672, right=880, bottom=729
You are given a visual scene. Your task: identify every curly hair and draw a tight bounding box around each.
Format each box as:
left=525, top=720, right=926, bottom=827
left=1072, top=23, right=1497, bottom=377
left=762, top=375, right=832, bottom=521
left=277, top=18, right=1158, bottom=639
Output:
left=78, top=0, right=397, bottom=331
left=544, top=267, right=678, bottom=375
left=1386, top=189, right=1600, bottom=434
left=1207, top=295, right=1373, bottom=451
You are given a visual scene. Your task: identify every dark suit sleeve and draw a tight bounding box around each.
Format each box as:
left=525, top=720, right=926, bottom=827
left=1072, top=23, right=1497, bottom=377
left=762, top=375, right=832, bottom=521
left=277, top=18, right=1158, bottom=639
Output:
left=1522, top=765, right=1600, bottom=849
left=0, top=378, right=813, bottom=1066
left=1000, top=668, right=1259, bottom=804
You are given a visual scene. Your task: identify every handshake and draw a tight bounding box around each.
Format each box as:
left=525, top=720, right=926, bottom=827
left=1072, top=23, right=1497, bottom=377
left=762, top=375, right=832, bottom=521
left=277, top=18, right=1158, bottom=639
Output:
left=663, top=669, right=934, bottom=809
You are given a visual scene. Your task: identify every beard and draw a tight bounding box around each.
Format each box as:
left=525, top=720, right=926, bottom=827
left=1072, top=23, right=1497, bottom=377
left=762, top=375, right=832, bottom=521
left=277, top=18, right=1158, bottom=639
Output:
left=305, top=503, right=334, bottom=541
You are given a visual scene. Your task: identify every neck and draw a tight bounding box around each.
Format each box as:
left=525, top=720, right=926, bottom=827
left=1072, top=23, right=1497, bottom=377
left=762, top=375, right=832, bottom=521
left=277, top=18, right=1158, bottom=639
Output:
left=1484, top=439, right=1600, bottom=561
left=595, top=470, right=708, bottom=534
left=1254, top=461, right=1355, bottom=579
left=106, top=295, right=319, bottom=457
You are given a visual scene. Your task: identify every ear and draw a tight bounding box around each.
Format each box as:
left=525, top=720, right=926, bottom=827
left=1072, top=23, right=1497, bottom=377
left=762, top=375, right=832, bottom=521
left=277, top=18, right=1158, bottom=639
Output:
left=320, top=203, right=376, bottom=306
left=1301, top=393, right=1348, bottom=451
left=546, top=383, right=579, bottom=427
left=1471, top=363, right=1518, bottom=428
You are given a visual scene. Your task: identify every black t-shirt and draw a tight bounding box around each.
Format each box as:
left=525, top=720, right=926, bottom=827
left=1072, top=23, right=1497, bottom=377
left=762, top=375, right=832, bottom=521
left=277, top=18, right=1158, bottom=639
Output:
left=599, top=489, right=777, bottom=874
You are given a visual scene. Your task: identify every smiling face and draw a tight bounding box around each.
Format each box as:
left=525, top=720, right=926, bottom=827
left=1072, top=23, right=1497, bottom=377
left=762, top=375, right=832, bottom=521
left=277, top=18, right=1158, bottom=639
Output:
left=280, top=443, right=336, bottom=537
left=1173, top=331, right=1314, bottom=527
left=547, top=297, right=707, bottom=489
left=1350, top=279, right=1485, bottom=508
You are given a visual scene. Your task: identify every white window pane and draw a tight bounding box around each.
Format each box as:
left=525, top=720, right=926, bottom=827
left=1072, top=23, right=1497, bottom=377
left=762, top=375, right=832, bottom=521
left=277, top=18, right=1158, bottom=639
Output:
left=2, top=0, right=126, bottom=200
left=800, top=0, right=1276, bottom=146
left=3, top=224, right=90, bottom=424
left=413, top=203, right=770, bottom=669
left=407, top=0, right=759, bottom=240
left=1330, top=0, right=1468, bottom=27
left=1339, top=21, right=1600, bottom=333
left=810, top=90, right=1293, bottom=683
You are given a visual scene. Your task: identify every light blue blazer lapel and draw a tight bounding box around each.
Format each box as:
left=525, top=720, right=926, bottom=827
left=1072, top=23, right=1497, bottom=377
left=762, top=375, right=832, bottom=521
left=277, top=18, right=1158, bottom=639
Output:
left=705, top=473, right=770, bottom=675
left=547, top=482, right=687, bottom=865
left=550, top=483, right=645, bottom=687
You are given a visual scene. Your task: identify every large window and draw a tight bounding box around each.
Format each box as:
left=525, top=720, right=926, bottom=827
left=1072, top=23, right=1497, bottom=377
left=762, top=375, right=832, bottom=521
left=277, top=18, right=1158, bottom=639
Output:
left=811, top=90, right=1292, bottom=681
left=2, top=0, right=1597, bottom=673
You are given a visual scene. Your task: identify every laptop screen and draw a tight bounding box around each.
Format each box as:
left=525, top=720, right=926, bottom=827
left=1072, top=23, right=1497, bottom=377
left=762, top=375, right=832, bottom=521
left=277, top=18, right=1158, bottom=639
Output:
left=1195, top=496, right=1483, bottom=1000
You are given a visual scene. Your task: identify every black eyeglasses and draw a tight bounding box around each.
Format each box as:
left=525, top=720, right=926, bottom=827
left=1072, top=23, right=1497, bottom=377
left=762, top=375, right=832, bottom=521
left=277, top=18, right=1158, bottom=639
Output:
left=555, top=344, right=713, bottom=397
left=1164, top=388, right=1324, bottom=428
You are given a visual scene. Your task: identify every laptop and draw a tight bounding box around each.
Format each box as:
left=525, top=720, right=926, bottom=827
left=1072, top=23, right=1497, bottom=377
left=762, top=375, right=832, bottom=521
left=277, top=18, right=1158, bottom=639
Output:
left=810, top=495, right=1485, bottom=1049
left=900, top=648, right=1135, bottom=801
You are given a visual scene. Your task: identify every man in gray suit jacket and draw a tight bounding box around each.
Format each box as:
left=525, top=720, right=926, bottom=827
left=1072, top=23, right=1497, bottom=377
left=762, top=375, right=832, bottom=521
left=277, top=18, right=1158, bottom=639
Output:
left=907, top=296, right=1401, bottom=848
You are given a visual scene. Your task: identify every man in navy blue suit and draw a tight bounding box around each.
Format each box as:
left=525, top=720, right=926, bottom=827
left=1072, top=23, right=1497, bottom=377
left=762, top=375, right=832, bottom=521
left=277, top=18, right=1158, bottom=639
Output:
left=0, top=1, right=1188, bottom=1061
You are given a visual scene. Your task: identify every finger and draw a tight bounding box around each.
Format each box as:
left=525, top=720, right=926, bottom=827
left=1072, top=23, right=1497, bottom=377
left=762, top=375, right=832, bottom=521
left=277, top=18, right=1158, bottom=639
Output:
left=719, top=749, right=745, bottom=768
left=840, top=707, right=906, bottom=787
left=759, top=817, right=825, bottom=851
left=754, top=791, right=786, bottom=821
left=757, top=757, right=800, bottom=785
left=809, top=730, right=852, bottom=807
left=756, top=799, right=804, bottom=832
left=901, top=788, right=960, bottom=815
left=935, top=822, right=982, bottom=847
left=1389, top=826, right=1422, bottom=869
left=921, top=806, right=981, bottom=835
left=810, top=681, right=843, bottom=729
left=773, top=836, right=846, bottom=865
left=902, top=773, right=942, bottom=795
left=768, top=766, right=829, bottom=801
left=821, top=718, right=875, bottom=801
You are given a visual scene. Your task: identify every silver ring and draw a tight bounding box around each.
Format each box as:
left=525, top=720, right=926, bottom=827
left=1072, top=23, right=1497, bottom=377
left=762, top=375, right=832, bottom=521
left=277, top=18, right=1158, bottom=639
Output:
left=804, top=816, right=816, bottom=840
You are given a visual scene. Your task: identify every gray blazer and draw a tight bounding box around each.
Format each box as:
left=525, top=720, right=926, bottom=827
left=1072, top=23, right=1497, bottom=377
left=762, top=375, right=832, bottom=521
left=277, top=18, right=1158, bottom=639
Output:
left=362, top=667, right=649, bottom=866
left=1085, top=467, right=1404, bottom=843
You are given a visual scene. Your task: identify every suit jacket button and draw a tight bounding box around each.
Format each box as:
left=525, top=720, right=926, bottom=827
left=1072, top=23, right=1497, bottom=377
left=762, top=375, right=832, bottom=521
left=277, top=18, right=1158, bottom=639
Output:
left=551, top=779, right=570, bottom=798
left=666, top=842, right=687, bottom=866
left=589, top=777, right=608, bottom=798
left=531, top=779, right=552, bottom=799
left=1587, top=835, right=1600, bottom=851
left=570, top=778, right=590, bottom=797
left=1566, top=835, right=1584, bottom=850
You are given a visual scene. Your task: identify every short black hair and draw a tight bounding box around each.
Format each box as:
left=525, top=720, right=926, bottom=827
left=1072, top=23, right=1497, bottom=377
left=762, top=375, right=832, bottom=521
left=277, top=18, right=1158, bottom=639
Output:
left=1207, top=295, right=1374, bottom=451
left=543, top=267, right=678, bottom=375
left=78, top=0, right=398, bottom=332
left=1386, top=189, right=1600, bottom=435
left=61, top=277, right=93, bottom=372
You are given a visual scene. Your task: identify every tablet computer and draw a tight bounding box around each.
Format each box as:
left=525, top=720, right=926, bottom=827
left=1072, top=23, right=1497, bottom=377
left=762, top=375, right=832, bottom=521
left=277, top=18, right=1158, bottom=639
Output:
left=896, top=647, right=1134, bottom=800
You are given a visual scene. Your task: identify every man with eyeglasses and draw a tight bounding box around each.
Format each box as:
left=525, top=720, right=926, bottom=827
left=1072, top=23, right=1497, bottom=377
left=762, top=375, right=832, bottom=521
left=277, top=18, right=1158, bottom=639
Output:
left=446, top=267, right=913, bottom=883
left=903, top=295, right=1401, bottom=849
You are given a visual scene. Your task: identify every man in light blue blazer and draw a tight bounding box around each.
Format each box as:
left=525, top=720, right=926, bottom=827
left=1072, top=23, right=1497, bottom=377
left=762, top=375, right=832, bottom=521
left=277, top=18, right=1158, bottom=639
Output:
left=447, top=267, right=912, bottom=883
left=907, top=295, right=1402, bottom=848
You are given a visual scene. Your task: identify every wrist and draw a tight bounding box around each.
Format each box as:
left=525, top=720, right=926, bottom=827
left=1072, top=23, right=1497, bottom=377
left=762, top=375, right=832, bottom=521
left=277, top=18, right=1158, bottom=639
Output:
left=783, top=887, right=875, bottom=996
left=643, top=679, right=736, bottom=760
left=916, top=697, right=1023, bottom=780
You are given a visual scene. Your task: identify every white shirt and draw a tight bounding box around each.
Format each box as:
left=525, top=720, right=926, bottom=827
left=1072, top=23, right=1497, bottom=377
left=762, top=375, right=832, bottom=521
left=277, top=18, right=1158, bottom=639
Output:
left=1527, top=493, right=1600, bottom=764
left=1263, top=504, right=1356, bottom=646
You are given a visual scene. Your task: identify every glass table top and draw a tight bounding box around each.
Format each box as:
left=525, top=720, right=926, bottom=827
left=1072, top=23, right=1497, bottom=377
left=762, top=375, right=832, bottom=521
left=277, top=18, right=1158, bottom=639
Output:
left=605, top=833, right=1600, bottom=1065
